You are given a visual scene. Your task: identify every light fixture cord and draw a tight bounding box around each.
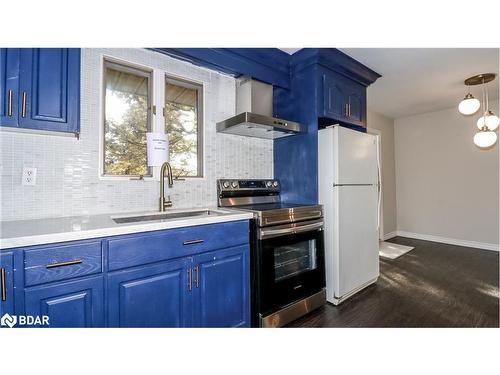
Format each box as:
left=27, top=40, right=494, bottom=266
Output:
left=485, top=81, right=489, bottom=113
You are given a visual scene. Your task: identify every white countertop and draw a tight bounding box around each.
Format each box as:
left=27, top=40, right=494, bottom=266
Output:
left=0, top=208, right=253, bottom=249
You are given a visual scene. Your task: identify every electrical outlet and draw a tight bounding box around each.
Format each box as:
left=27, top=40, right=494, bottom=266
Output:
left=22, top=167, right=37, bottom=186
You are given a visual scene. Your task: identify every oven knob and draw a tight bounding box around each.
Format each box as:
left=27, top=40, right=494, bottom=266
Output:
left=231, top=181, right=239, bottom=188
left=266, top=181, right=272, bottom=187
left=222, top=181, right=230, bottom=188
left=273, top=181, right=279, bottom=187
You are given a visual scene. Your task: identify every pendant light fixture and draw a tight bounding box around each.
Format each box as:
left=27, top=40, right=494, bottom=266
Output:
left=458, top=90, right=480, bottom=115
left=458, top=73, right=498, bottom=148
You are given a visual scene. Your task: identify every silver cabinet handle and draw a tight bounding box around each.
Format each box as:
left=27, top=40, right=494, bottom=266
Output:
left=21, top=92, right=27, bottom=118
left=194, top=266, right=199, bottom=288
left=187, top=268, right=192, bottom=291
left=46, top=259, right=82, bottom=269
left=8, top=90, right=13, bottom=116
left=1, top=268, right=6, bottom=302
left=183, top=239, right=204, bottom=246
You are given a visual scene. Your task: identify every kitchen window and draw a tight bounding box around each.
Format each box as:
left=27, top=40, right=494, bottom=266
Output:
left=101, top=58, right=204, bottom=179
left=103, top=60, right=153, bottom=177
left=165, top=77, right=203, bottom=177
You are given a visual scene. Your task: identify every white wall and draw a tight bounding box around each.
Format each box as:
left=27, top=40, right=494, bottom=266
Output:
left=367, top=110, right=397, bottom=236
left=0, top=48, right=273, bottom=221
left=394, top=104, right=499, bottom=249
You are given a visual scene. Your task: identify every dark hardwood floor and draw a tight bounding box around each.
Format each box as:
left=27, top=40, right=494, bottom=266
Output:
left=287, top=237, right=499, bottom=328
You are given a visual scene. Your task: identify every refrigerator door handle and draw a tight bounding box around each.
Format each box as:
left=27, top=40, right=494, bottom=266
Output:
left=376, top=141, right=382, bottom=232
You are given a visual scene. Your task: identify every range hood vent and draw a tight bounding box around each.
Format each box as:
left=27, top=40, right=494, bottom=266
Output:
left=216, top=78, right=304, bottom=139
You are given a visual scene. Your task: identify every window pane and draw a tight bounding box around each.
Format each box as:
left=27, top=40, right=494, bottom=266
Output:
left=165, top=80, right=200, bottom=177
left=104, top=64, right=150, bottom=176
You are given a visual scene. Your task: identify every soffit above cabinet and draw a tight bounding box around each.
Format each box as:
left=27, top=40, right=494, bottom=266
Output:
left=290, top=48, right=381, bottom=87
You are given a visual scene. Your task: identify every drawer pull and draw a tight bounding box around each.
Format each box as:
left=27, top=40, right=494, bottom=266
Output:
left=46, top=259, right=83, bottom=269
left=183, top=239, right=204, bottom=246
left=1, top=268, right=6, bottom=301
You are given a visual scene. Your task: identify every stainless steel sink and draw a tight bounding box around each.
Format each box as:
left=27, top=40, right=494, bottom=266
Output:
left=112, top=210, right=225, bottom=224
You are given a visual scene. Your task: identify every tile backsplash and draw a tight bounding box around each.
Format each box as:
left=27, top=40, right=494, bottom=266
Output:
left=0, top=48, right=273, bottom=221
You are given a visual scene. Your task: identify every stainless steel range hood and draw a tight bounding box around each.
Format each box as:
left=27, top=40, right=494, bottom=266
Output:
left=216, top=78, right=304, bottom=139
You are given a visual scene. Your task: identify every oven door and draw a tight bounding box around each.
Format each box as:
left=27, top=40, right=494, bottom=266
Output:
left=258, top=219, right=325, bottom=316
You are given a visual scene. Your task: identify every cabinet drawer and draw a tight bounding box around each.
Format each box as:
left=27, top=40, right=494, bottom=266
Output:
left=108, top=220, right=249, bottom=271
left=24, top=241, right=102, bottom=286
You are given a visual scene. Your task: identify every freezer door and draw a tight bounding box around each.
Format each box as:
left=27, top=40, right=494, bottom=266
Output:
left=335, top=126, right=378, bottom=185
left=333, top=184, right=379, bottom=299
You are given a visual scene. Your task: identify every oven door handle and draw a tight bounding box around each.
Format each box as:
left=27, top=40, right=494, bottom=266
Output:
left=259, top=221, right=324, bottom=240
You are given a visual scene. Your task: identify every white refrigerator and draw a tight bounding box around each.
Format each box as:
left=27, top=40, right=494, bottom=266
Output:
left=318, top=125, right=380, bottom=305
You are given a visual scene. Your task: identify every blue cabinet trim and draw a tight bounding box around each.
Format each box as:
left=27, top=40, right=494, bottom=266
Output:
left=291, top=48, right=381, bottom=87
left=153, top=48, right=291, bottom=89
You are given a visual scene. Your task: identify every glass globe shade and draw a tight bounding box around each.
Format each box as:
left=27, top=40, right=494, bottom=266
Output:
left=476, top=111, right=500, bottom=131
left=458, top=94, right=480, bottom=115
left=473, top=130, right=497, bottom=148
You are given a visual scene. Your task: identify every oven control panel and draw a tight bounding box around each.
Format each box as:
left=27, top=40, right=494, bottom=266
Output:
left=218, top=179, right=280, bottom=192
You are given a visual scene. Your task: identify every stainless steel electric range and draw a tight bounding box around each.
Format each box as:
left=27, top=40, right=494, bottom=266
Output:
left=217, top=179, right=326, bottom=327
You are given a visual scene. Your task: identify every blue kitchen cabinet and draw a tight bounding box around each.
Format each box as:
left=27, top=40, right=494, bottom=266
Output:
left=5, top=220, right=250, bottom=328
left=321, top=68, right=366, bottom=127
left=24, top=275, right=104, bottom=328
left=193, top=245, right=250, bottom=328
left=107, top=258, right=192, bottom=328
left=18, top=48, right=80, bottom=134
left=0, top=252, right=15, bottom=317
left=0, top=49, right=20, bottom=127
left=107, top=222, right=251, bottom=328
left=0, top=48, right=80, bottom=134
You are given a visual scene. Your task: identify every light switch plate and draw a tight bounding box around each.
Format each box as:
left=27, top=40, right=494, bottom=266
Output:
left=22, top=167, right=37, bottom=186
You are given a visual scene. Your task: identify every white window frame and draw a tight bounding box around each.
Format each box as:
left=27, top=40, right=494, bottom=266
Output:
left=98, top=54, right=206, bottom=182
left=164, top=74, right=204, bottom=178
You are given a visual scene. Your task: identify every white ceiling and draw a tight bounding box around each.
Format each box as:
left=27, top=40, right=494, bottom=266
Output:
left=279, top=48, right=499, bottom=119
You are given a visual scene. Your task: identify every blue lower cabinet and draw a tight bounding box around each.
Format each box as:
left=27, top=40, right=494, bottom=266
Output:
left=0, top=252, right=15, bottom=317
left=24, top=275, right=104, bottom=328
left=7, top=220, right=250, bottom=328
left=107, top=258, right=192, bottom=328
left=193, top=245, right=250, bottom=328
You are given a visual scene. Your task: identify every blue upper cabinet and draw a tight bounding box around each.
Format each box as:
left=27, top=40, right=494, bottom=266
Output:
left=19, top=48, right=80, bottom=134
left=321, top=68, right=367, bottom=127
left=0, top=48, right=80, bottom=135
left=0, top=49, right=20, bottom=127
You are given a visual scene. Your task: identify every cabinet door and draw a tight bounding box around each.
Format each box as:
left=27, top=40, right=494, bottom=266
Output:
left=345, top=80, right=366, bottom=127
left=24, top=275, right=104, bottom=328
left=107, top=258, right=192, bottom=328
left=18, top=48, right=80, bottom=133
left=322, top=72, right=348, bottom=120
left=0, top=252, right=15, bottom=317
left=0, top=48, right=20, bottom=127
left=193, top=245, right=250, bottom=328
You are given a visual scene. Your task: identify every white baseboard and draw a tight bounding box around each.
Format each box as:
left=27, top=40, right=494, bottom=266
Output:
left=395, top=231, right=499, bottom=252
left=382, top=231, right=398, bottom=241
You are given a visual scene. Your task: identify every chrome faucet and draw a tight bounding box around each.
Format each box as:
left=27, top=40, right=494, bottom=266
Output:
left=159, top=161, right=174, bottom=211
